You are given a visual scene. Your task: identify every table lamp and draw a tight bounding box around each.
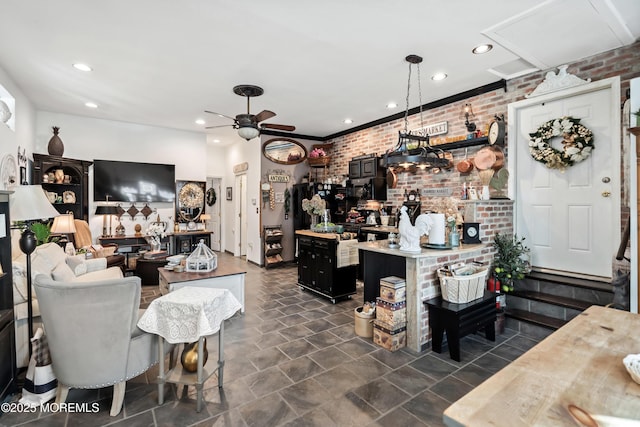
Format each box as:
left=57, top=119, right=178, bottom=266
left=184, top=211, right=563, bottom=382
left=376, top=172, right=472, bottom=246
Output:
left=199, top=213, right=211, bottom=224
left=9, top=185, right=60, bottom=355
left=95, top=205, right=119, bottom=237
left=51, top=212, right=77, bottom=255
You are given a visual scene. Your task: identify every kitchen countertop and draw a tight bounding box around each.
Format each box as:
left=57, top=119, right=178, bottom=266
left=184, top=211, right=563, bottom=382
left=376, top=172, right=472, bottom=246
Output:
left=295, top=229, right=358, bottom=240
left=357, top=239, right=486, bottom=258
left=359, top=225, right=399, bottom=233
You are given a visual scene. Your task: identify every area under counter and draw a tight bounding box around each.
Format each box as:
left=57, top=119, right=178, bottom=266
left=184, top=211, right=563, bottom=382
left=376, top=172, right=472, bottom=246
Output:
left=358, top=240, right=490, bottom=353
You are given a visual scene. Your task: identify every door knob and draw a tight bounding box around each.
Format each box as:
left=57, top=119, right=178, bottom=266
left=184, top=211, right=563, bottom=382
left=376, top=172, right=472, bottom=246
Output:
left=602, top=191, right=611, bottom=197
left=602, top=177, right=611, bottom=183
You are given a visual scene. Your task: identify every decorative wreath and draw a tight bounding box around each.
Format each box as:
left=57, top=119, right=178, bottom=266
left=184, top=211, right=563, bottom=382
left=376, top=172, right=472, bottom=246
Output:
left=206, top=187, right=217, bottom=206
left=528, top=116, right=594, bottom=170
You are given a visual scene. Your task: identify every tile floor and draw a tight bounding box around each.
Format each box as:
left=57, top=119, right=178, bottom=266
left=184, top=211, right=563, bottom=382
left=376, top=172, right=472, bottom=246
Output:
left=1, top=252, right=544, bottom=427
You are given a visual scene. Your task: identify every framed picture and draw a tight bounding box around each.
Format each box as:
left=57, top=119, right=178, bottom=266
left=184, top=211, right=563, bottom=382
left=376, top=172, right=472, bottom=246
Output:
left=226, top=187, right=232, bottom=201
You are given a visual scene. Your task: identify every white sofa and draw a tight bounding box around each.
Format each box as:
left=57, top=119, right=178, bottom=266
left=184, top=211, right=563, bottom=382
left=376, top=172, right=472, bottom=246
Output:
left=12, top=238, right=123, bottom=368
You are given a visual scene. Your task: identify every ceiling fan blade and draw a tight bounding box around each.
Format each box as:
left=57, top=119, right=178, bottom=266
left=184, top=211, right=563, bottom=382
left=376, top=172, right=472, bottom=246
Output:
left=261, top=123, right=296, bottom=132
left=254, top=110, right=276, bottom=123
left=204, top=110, right=237, bottom=121
left=205, top=124, right=235, bottom=129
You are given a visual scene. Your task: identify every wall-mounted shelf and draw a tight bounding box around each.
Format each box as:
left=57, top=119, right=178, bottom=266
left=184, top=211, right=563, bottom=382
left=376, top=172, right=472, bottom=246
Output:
left=428, top=136, right=489, bottom=151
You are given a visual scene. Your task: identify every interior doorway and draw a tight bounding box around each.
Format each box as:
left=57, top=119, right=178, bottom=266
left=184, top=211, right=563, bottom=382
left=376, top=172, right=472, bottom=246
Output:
left=234, top=173, right=247, bottom=257
left=205, top=177, right=221, bottom=251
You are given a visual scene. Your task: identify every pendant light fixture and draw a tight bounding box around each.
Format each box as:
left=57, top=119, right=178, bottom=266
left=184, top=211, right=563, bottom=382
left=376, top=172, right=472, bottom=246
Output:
left=383, top=55, right=450, bottom=171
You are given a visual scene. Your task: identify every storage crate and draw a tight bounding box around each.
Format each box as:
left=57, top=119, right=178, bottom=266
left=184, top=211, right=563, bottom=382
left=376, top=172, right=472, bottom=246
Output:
left=437, top=268, right=488, bottom=303
left=380, top=276, right=406, bottom=303
left=375, top=298, right=406, bottom=328
left=373, top=321, right=406, bottom=351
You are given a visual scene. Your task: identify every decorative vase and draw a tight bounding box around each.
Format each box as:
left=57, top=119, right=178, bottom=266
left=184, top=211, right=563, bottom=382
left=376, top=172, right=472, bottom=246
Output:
left=47, top=126, right=65, bottom=156
left=54, top=169, right=64, bottom=184
left=181, top=339, right=208, bottom=373
left=147, top=236, right=161, bottom=252
left=448, top=230, right=460, bottom=247
left=310, top=214, right=318, bottom=230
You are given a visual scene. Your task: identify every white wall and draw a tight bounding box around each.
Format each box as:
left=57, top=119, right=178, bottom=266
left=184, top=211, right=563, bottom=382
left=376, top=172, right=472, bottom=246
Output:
left=35, top=111, right=208, bottom=239
left=0, top=65, right=37, bottom=170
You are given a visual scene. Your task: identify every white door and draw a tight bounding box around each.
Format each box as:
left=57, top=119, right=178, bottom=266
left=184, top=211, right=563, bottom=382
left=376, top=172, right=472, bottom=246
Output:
left=206, top=177, right=221, bottom=251
left=233, top=174, right=248, bottom=257
left=510, top=79, right=620, bottom=279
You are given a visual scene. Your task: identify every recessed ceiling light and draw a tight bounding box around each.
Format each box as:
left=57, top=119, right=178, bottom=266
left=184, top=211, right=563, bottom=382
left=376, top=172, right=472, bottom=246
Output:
left=472, top=44, right=493, bottom=54
left=343, top=118, right=353, bottom=124
left=386, top=102, right=398, bottom=109
left=195, top=119, right=205, bottom=125
left=431, top=73, right=447, bottom=81
left=213, top=139, right=221, bottom=143
left=85, top=102, right=98, bottom=108
left=73, top=63, right=92, bottom=72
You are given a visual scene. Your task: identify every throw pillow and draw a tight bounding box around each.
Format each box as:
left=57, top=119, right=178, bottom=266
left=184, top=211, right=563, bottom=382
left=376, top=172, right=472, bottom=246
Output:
left=51, top=262, right=75, bottom=282
left=66, top=255, right=88, bottom=276
left=12, top=262, right=28, bottom=304
left=19, top=327, right=57, bottom=407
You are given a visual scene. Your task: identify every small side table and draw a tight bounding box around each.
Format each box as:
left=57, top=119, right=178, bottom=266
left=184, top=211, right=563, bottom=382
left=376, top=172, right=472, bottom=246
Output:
left=137, top=286, right=242, bottom=412
left=424, top=291, right=496, bottom=362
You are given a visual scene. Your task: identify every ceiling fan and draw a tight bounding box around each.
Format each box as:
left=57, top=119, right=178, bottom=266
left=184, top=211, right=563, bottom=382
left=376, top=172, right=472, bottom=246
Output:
left=205, top=84, right=295, bottom=140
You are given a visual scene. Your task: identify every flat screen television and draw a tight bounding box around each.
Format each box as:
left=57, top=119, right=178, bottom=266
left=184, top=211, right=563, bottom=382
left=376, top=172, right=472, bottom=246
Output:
left=93, top=159, right=176, bottom=203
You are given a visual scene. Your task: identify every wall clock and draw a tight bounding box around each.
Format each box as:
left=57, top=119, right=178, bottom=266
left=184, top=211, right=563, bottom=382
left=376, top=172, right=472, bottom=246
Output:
left=487, top=115, right=505, bottom=146
left=462, top=222, right=481, bottom=244
left=0, top=154, right=17, bottom=190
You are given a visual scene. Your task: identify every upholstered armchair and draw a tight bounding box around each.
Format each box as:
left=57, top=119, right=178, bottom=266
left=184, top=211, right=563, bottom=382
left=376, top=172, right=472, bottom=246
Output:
left=33, top=274, right=161, bottom=416
left=73, top=219, right=126, bottom=270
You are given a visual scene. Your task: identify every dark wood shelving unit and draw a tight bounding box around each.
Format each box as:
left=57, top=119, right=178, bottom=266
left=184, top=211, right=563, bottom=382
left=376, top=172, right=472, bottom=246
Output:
left=264, top=225, right=284, bottom=269
left=0, top=190, right=16, bottom=400
left=32, top=154, right=92, bottom=221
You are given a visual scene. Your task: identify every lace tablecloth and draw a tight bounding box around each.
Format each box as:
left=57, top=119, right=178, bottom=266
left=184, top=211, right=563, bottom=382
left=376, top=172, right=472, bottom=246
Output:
left=137, top=286, right=242, bottom=344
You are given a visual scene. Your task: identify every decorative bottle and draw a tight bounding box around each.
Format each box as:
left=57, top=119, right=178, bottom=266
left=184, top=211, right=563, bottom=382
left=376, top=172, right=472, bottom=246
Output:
left=47, top=126, right=65, bottom=156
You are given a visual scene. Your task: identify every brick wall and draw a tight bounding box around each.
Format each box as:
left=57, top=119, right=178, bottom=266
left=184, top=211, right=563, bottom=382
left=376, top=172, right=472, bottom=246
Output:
left=324, top=42, right=640, bottom=232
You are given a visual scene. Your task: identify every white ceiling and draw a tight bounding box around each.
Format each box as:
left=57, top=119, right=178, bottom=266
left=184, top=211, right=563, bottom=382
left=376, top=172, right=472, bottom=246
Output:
left=0, top=0, right=638, bottom=145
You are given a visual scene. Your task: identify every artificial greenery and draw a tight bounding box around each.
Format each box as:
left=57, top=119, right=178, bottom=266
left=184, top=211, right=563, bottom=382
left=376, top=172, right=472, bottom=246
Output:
left=492, top=232, right=530, bottom=292
left=30, top=221, right=58, bottom=246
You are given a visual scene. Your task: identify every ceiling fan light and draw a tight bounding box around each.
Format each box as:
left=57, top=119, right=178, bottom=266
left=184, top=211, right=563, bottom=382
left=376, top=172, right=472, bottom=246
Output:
left=237, top=126, right=259, bottom=140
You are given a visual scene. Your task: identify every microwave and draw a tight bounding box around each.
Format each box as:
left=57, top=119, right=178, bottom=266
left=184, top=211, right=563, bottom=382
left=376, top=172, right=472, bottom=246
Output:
left=348, top=177, right=387, bottom=201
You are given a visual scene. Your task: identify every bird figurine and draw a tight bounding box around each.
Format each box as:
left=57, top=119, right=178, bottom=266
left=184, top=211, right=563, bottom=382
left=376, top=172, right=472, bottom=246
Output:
left=398, top=206, right=434, bottom=252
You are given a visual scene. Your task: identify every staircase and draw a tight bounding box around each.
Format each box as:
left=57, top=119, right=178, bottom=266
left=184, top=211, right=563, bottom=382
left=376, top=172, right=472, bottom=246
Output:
left=504, top=271, right=614, bottom=339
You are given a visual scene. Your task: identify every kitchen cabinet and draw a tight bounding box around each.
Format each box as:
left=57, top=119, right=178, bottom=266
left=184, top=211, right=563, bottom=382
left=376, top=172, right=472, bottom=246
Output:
left=296, top=232, right=357, bottom=303
left=348, top=156, right=382, bottom=179
left=32, top=154, right=92, bottom=221
left=0, top=191, right=16, bottom=400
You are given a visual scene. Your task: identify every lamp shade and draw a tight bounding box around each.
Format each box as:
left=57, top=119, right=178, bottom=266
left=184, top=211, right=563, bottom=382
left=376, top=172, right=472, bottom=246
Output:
left=9, top=185, right=60, bottom=221
left=237, top=126, right=259, bottom=140
left=51, top=213, right=77, bottom=234
left=95, top=205, right=119, bottom=215
left=199, top=214, right=211, bottom=222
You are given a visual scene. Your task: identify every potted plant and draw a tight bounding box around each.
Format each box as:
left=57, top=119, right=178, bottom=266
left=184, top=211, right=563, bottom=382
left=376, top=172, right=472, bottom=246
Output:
left=492, top=232, right=530, bottom=292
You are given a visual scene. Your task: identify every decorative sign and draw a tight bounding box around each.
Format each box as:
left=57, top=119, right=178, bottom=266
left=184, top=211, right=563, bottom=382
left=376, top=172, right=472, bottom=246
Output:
left=268, top=174, right=290, bottom=183
left=422, top=188, right=453, bottom=197
left=233, top=162, right=248, bottom=174
left=413, top=121, right=448, bottom=137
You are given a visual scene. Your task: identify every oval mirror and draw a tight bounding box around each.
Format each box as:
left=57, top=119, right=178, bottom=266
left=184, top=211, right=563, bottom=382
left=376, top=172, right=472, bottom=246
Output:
left=176, top=181, right=205, bottom=222
left=262, top=138, right=307, bottom=165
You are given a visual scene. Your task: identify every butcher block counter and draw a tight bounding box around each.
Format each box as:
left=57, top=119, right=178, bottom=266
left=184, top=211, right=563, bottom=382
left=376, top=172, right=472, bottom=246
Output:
left=443, top=305, right=640, bottom=426
left=358, top=240, right=489, bottom=353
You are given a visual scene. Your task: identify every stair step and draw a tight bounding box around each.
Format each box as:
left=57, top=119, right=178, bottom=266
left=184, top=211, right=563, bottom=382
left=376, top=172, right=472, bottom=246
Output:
left=526, top=271, right=612, bottom=294
left=509, top=290, right=595, bottom=311
left=505, top=308, right=566, bottom=330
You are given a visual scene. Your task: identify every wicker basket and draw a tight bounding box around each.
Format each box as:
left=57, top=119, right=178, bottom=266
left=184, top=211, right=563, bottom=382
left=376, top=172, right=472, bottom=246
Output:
left=307, top=156, right=331, bottom=167
left=438, top=268, right=488, bottom=303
